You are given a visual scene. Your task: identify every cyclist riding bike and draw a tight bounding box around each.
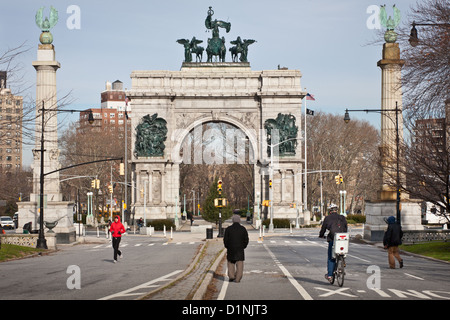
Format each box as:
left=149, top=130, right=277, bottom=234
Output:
left=319, top=203, right=348, bottom=283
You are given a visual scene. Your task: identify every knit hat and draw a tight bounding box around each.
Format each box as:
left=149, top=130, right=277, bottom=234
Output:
left=384, top=216, right=396, bottom=224
left=232, top=214, right=241, bottom=223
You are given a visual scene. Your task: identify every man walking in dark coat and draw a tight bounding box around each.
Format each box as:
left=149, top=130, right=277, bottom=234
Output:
left=383, top=216, right=404, bottom=269
left=223, top=215, right=249, bottom=283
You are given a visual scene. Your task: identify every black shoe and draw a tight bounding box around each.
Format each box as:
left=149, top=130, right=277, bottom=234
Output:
left=399, top=260, right=403, bottom=268
left=229, top=278, right=235, bottom=282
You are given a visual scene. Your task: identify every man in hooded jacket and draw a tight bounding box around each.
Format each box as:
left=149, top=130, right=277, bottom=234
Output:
left=223, top=215, right=249, bottom=283
left=383, top=216, right=404, bottom=269
left=110, top=215, right=126, bottom=263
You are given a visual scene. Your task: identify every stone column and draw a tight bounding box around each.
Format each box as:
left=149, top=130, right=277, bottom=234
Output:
left=377, top=43, right=405, bottom=200
left=31, top=44, right=61, bottom=202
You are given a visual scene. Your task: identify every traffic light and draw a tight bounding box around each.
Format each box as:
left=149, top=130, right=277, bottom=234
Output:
left=217, top=179, right=223, bottom=194
left=91, top=179, right=96, bottom=188
left=335, top=174, right=343, bottom=185
left=120, top=163, right=124, bottom=176
left=108, top=184, right=113, bottom=194
left=269, top=179, right=272, bottom=189
left=340, top=175, right=343, bottom=184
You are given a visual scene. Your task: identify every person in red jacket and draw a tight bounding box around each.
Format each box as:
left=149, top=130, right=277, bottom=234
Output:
left=109, top=215, right=126, bottom=263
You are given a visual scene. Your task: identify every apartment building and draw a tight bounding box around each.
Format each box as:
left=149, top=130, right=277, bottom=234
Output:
left=79, top=80, right=131, bottom=135
left=0, top=72, right=22, bottom=173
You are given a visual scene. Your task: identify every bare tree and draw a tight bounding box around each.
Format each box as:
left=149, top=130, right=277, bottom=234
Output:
left=383, top=105, right=450, bottom=221
left=307, top=112, right=381, bottom=215
left=58, top=122, right=128, bottom=221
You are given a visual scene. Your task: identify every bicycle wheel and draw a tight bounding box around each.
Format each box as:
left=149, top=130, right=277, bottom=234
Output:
left=335, top=255, right=345, bottom=287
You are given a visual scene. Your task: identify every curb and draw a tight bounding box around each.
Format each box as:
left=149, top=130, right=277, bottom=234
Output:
left=192, top=245, right=226, bottom=300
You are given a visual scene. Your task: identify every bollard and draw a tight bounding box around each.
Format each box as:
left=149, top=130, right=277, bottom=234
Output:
left=97, top=227, right=99, bottom=238
left=163, top=225, right=166, bottom=237
left=170, top=226, right=173, bottom=240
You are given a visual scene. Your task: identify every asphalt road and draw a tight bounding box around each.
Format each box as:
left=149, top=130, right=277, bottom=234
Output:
left=0, top=234, right=201, bottom=300
left=1, top=227, right=449, bottom=302
left=212, top=230, right=450, bottom=300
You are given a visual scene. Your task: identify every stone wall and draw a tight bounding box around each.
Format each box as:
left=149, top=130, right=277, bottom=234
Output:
left=0, top=233, right=57, bottom=250
left=0, top=234, right=38, bottom=248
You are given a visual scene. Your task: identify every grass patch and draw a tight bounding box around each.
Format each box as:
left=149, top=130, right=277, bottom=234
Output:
left=0, top=243, right=45, bottom=262
left=400, top=241, right=450, bottom=262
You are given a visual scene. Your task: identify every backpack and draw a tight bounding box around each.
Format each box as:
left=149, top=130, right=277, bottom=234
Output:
left=329, top=215, right=346, bottom=238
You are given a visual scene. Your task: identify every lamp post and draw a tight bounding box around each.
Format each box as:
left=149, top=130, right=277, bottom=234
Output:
left=124, top=110, right=128, bottom=224
left=36, top=102, right=94, bottom=249
left=344, top=102, right=402, bottom=225
left=339, top=190, right=347, bottom=216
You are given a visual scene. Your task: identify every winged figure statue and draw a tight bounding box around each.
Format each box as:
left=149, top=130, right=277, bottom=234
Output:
left=35, top=6, right=59, bottom=32
left=379, top=5, right=401, bottom=43
left=380, top=4, right=401, bottom=30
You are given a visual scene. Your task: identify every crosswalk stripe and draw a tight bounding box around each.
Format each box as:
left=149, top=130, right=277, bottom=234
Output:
left=89, top=241, right=199, bottom=250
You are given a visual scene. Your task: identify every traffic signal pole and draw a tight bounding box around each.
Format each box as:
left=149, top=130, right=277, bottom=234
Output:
left=217, top=179, right=224, bottom=238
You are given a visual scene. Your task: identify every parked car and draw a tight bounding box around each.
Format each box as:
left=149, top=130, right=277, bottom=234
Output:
left=0, top=216, right=15, bottom=229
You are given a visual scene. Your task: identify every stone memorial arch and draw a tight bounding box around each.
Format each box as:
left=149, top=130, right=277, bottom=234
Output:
left=127, top=7, right=307, bottom=225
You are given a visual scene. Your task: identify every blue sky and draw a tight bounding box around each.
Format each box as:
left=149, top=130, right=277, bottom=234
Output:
left=0, top=0, right=417, bottom=166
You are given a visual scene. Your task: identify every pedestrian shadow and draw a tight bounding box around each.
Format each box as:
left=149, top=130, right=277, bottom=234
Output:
left=213, top=271, right=226, bottom=282
left=102, top=259, right=116, bottom=264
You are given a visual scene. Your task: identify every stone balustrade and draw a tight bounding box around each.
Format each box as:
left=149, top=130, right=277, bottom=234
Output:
left=402, top=229, right=450, bottom=244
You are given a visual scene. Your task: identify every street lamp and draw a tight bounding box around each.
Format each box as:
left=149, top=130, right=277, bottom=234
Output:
left=36, top=102, right=94, bottom=249
left=409, top=22, right=450, bottom=47
left=343, top=102, right=402, bottom=225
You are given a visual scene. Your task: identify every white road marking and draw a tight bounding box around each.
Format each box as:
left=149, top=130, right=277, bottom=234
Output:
left=315, top=287, right=357, bottom=298
left=98, top=269, right=183, bottom=300
left=217, top=268, right=229, bottom=300
left=347, top=254, right=371, bottom=263
left=404, top=273, right=425, bottom=281
left=263, top=244, right=313, bottom=300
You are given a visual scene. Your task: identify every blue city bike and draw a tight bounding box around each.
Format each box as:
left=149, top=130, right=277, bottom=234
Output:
left=330, top=233, right=349, bottom=287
